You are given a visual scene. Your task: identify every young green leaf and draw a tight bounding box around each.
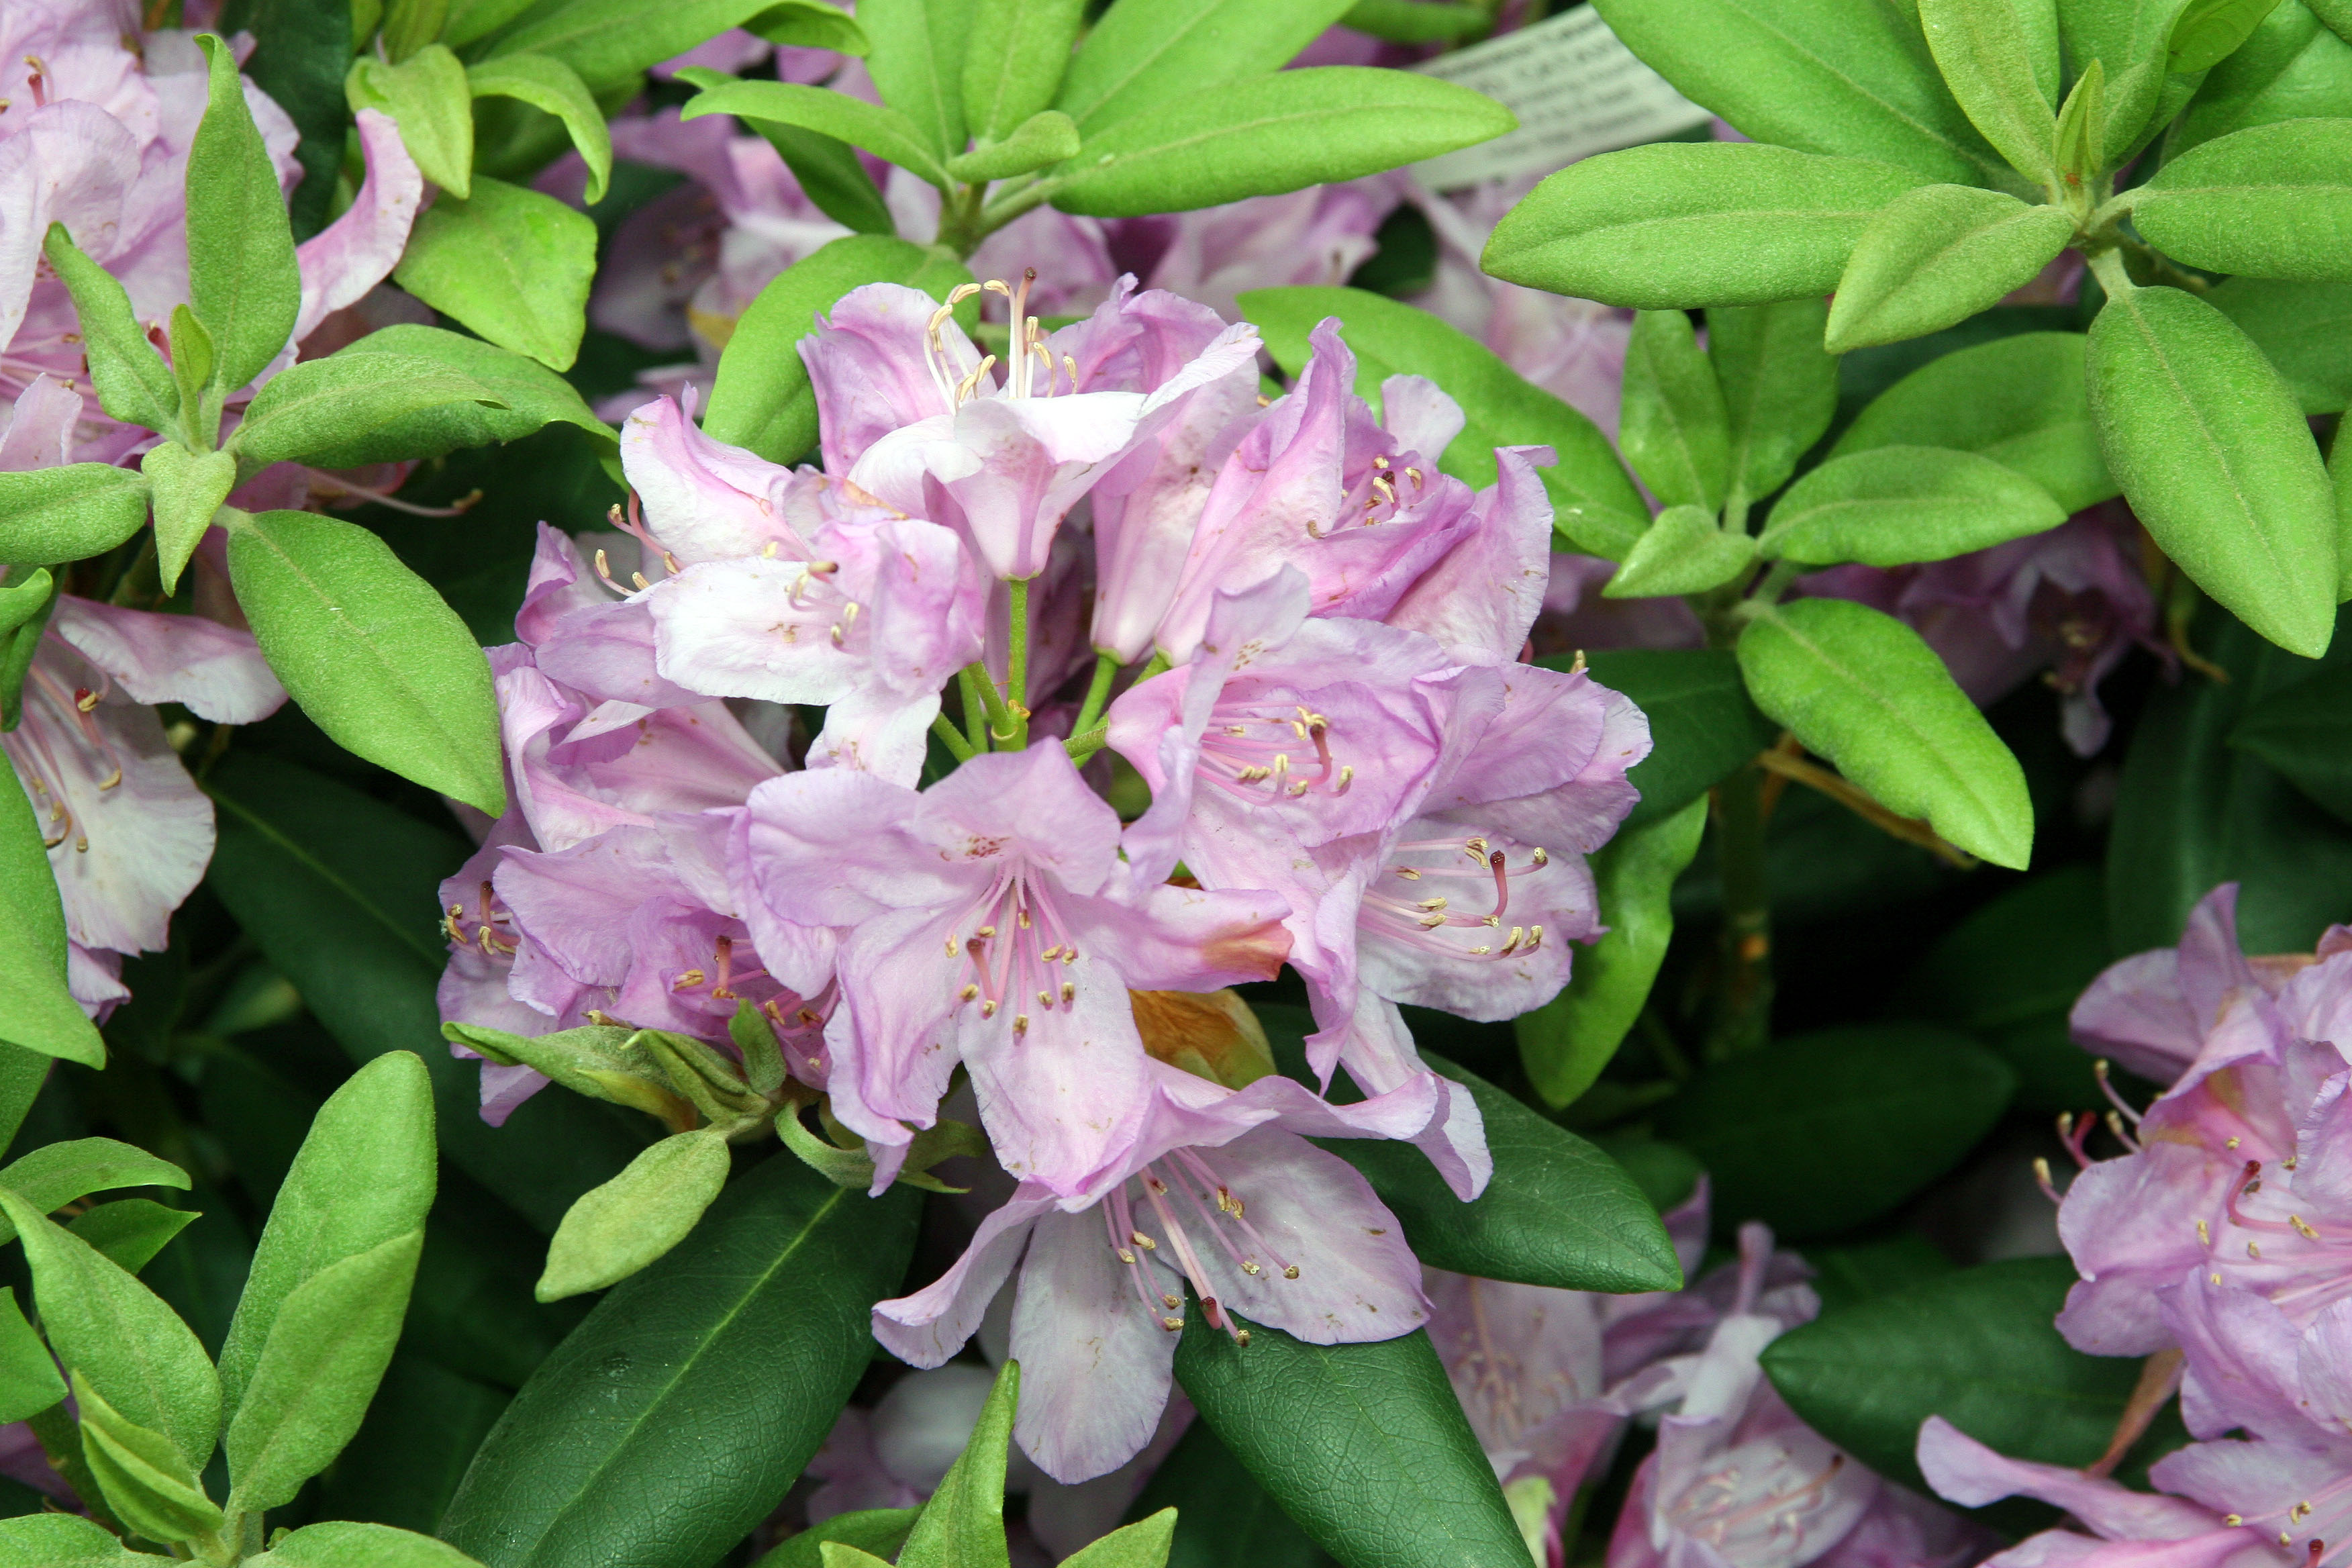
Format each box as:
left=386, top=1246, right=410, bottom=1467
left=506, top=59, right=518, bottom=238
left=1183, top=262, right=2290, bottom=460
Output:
left=348, top=46, right=475, bottom=195
left=1487, top=141, right=1937, bottom=309
left=188, top=36, right=302, bottom=393
left=758, top=1510, right=922, bottom=1568
left=1055, top=0, right=1356, bottom=136
left=0, top=464, right=150, bottom=566
left=861, top=0, right=974, bottom=160
left=819, top=1549, right=895, bottom=1568
left=480, top=0, right=791, bottom=94
left=2169, top=0, right=2290, bottom=72
left=248, top=1521, right=489, bottom=1568
left=73, top=1373, right=225, bottom=1550
left=283, top=324, right=616, bottom=465
left=0, top=1190, right=219, bottom=1468
left=224, top=507, right=507, bottom=815
left=69, top=1201, right=202, bottom=1276
left=537, top=1130, right=732, bottom=1301
left=1051, top=68, right=1514, bottom=217
left=1916, top=0, right=2061, bottom=185
left=1059, top=1511, right=1177, bottom=1568
left=0, top=1514, right=178, bottom=1567
left=165, top=305, right=216, bottom=429
left=0, top=756, right=107, bottom=1069
left=1564, top=648, right=1779, bottom=828
left=2132, top=117, right=2352, bottom=281
left=1620, top=308, right=1732, bottom=511
left=0, top=1138, right=191, bottom=1235
left=732, top=1002, right=789, bottom=1097
left=440, top=1021, right=697, bottom=1128
left=1514, top=797, right=1709, bottom=1110
left=40, top=226, right=180, bottom=434
left=1829, top=330, right=2114, bottom=511
left=751, top=0, right=873, bottom=54
left=679, top=77, right=954, bottom=186
left=1710, top=297, right=1840, bottom=507
left=896, top=1360, right=1018, bottom=1568
left=2054, top=57, right=2106, bottom=188
left=962, top=0, right=1087, bottom=144
left=216, top=1050, right=435, bottom=1427
left=228, top=354, right=509, bottom=469
left=1824, top=185, right=2075, bottom=352
left=944, top=109, right=1081, bottom=181
left=394, top=177, right=597, bottom=371
left=2231, top=660, right=2352, bottom=819
left=226, top=1228, right=424, bottom=1513
left=0, top=1289, right=64, bottom=1424
left=1758, top=445, right=2069, bottom=565
left=1736, top=598, right=2035, bottom=867
left=465, top=54, right=612, bottom=202
left=1604, top=504, right=1757, bottom=597
left=2086, top=283, right=2337, bottom=657
left=139, top=445, right=238, bottom=595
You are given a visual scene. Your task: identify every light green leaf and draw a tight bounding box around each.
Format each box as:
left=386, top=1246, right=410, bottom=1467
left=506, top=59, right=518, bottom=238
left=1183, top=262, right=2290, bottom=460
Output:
left=680, top=77, right=952, bottom=186
left=0, top=1138, right=190, bottom=1238
left=0, top=463, right=150, bottom=566
left=897, top=1361, right=1017, bottom=1568
left=1736, top=597, right=2035, bottom=867
left=536, top=1130, right=731, bottom=1301
left=2171, top=0, right=2290, bottom=70
left=963, top=0, right=1086, bottom=144
left=481, top=0, right=787, bottom=94
left=1483, top=142, right=1933, bottom=309
left=68, top=1201, right=201, bottom=1276
left=1514, top=797, right=1709, bottom=1110
left=166, top=306, right=215, bottom=430
left=946, top=109, right=1079, bottom=181
left=1710, top=297, right=1839, bottom=507
left=250, top=1521, right=488, bottom=1568
left=2056, top=57, right=2107, bottom=185
left=40, top=226, right=179, bottom=433
left=1050, top=68, right=1516, bottom=217
left=1239, top=285, right=1650, bottom=558
left=287, top=324, right=617, bottom=465
left=1824, top=185, right=2075, bottom=352
left=466, top=54, right=611, bottom=203
left=732, top=1001, right=789, bottom=1097
left=1759, top=445, right=2069, bottom=565
left=394, top=177, right=597, bottom=371
left=74, top=1374, right=224, bottom=1549
left=187, top=36, right=301, bottom=393
left=1917, top=0, right=2060, bottom=183
left=0, top=754, right=107, bottom=1069
left=1605, top=504, right=1757, bottom=596
left=861, top=0, right=973, bottom=160
left=226, top=1229, right=423, bottom=1512
left=0, top=1190, right=219, bottom=1468
left=440, top=1021, right=697, bottom=1128
left=1056, top=0, right=1355, bottom=135
left=820, top=1549, right=894, bottom=1568
left=2317, top=0, right=2352, bottom=42
left=2171, top=1, right=2352, bottom=156
left=2086, top=283, right=2337, bottom=656
left=2061, top=0, right=2201, bottom=162
left=139, top=444, right=237, bottom=596
left=1829, top=330, right=2114, bottom=510
left=2213, top=276, right=2352, bottom=416
left=1339, top=0, right=1488, bottom=40
left=744, top=120, right=897, bottom=234
left=750, top=0, right=872, bottom=54
left=349, top=46, right=474, bottom=195
left=1620, top=308, right=1730, bottom=513
left=0, top=1514, right=177, bottom=1567
left=2133, top=116, right=2352, bottom=280
left=224, top=507, right=507, bottom=814
left=0, top=1288, right=63, bottom=1425
left=1059, top=1512, right=1177, bottom=1568
left=758, top=1512, right=922, bottom=1568
left=217, top=1052, right=434, bottom=1430
left=230, top=354, right=507, bottom=469
left=2337, top=410, right=2352, bottom=595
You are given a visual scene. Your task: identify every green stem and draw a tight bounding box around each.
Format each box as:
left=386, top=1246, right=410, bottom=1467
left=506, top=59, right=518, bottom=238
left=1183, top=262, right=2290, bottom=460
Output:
left=1004, top=575, right=1032, bottom=750
left=1749, top=558, right=1803, bottom=607
left=934, top=182, right=989, bottom=257
left=972, top=177, right=1060, bottom=246
left=958, top=666, right=989, bottom=753
left=1070, top=650, right=1120, bottom=739
left=963, top=658, right=1020, bottom=748
left=1706, top=763, right=1775, bottom=1061
left=930, top=712, right=977, bottom=764
left=1063, top=724, right=1110, bottom=767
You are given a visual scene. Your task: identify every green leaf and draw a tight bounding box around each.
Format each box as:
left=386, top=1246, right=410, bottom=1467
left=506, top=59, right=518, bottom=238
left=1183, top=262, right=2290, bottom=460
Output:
left=1828, top=330, right=2114, bottom=510
left=0, top=754, right=106, bottom=1069
left=69, top=1202, right=202, bottom=1277
left=1483, top=142, right=1934, bottom=309
left=1514, top=797, right=1709, bottom=1110
left=1604, top=505, right=1756, bottom=597
left=1710, top=297, right=1839, bottom=507
left=820, top=1550, right=893, bottom=1568
left=1056, top=0, right=1355, bottom=135
left=0, top=1289, right=63, bottom=1425
left=1656, top=1025, right=2016, bottom=1238
left=1824, top=186, right=2075, bottom=352
left=383, top=0, right=451, bottom=58
left=2169, top=0, right=2352, bottom=155
left=2171, top=0, right=2290, bottom=71
left=1338, top=0, right=1487, bottom=41
left=680, top=77, right=952, bottom=186
left=0, top=573, right=53, bottom=732
left=1567, top=648, right=1778, bottom=828
left=440, top=1022, right=697, bottom=1128
left=230, top=354, right=507, bottom=469
left=946, top=109, right=1081, bottom=181
left=1061, top=1512, right=1177, bottom=1568
left=1917, top=0, right=2060, bottom=183
left=394, top=177, right=597, bottom=371
left=291, top=324, right=616, bottom=465
left=480, top=0, right=788, bottom=94
left=861, top=0, right=973, bottom=160
left=2055, top=57, right=2107, bottom=186
left=226, top=1228, right=424, bottom=1513
left=750, top=0, right=873, bottom=55
left=224, top=507, right=507, bottom=814
left=349, top=46, right=475, bottom=196
left=0, top=1516, right=175, bottom=1567
left=703, top=234, right=962, bottom=464
left=1588, top=0, right=2010, bottom=184
left=250, top=1521, right=489, bottom=1568
left=1736, top=598, right=2035, bottom=867
left=309, top=1355, right=509, bottom=1534
left=2061, top=0, right=2198, bottom=162
left=1239, top=285, right=1649, bottom=558
left=756, top=1512, right=922, bottom=1568
left=0, top=1189, right=219, bottom=1469
left=2086, top=282, right=2337, bottom=657
left=166, top=306, right=215, bottom=427
left=745, top=121, right=897, bottom=235
left=962, top=0, right=1087, bottom=144
left=139, top=445, right=238, bottom=595
left=210, top=0, right=355, bottom=238
left=1127, top=1420, right=1331, bottom=1568
left=1173, top=1314, right=1525, bottom=1568
left=1760, top=1257, right=2157, bottom=1493
left=439, top=1155, right=920, bottom=1568
left=467, top=54, right=612, bottom=202
left=188, top=36, right=302, bottom=393
left=2136, top=115, right=2352, bottom=281
left=1052, top=68, right=1516, bottom=217
left=0, top=1138, right=190, bottom=1238
left=2211, top=276, right=2352, bottom=414
left=216, top=1050, right=435, bottom=1428
left=1619, top=308, right=1730, bottom=512
left=42, top=226, right=179, bottom=434
left=2234, top=650, right=2352, bottom=820
left=2317, top=0, right=2352, bottom=42
left=536, top=1129, right=732, bottom=1301
left=0, top=464, right=150, bottom=567
left=74, top=1374, right=223, bottom=1549
left=202, top=752, right=652, bottom=1229
left=897, top=1360, right=1016, bottom=1568
left=1759, top=445, right=2069, bottom=565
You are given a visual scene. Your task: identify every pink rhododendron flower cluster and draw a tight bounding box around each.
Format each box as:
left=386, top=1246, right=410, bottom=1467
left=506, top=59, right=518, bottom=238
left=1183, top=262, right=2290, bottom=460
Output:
left=438, top=270, right=1653, bottom=1485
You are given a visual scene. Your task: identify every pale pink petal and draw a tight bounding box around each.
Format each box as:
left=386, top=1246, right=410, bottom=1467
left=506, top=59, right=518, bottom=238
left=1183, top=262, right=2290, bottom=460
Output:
left=50, top=597, right=285, bottom=723
left=873, top=1191, right=1054, bottom=1367
left=291, top=108, right=422, bottom=344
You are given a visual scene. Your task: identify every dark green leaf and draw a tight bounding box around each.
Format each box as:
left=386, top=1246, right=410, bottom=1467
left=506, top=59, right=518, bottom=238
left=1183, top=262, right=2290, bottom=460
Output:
left=747, top=123, right=897, bottom=235
left=679, top=77, right=953, bottom=186
left=1619, top=308, right=1730, bottom=513
left=1128, top=1420, right=1333, bottom=1568
left=2210, top=277, right=2352, bottom=413
left=0, top=464, right=150, bottom=567
left=40, top=226, right=179, bottom=434
left=2133, top=117, right=2352, bottom=280
left=349, top=46, right=476, bottom=195
left=961, top=0, right=1087, bottom=143
left=1824, top=186, right=2075, bottom=352
left=1711, top=297, right=1839, bottom=509
left=1605, top=505, right=1757, bottom=595
left=2232, top=658, right=2352, bottom=818
left=1916, top=0, right=2060, bottom=183
left=0, top=752, right=105, bottom=1068
left=188, top=36, right=302, bottom=393
left=1802, top=1233, right=1959, bottom=1314
left=395, top=177, right=598, bottom=371
left=313, top=1354, right=509, bottom=1534
left=896, top=1361, right=1014, bottom=1568
left=1656, top=1025, right=2016, bottom=1239
left=1759, top=444, right=2068, bottom=565
left=1482, top=142, right=1934, bottom=309
left=861, top=0, right=973, bottom=160
left=467, top=54, right=612, bottom=203
left=69, top=1201, right=202, bottom=1277
left=1055, top=0, right=1355, bottom=135
left=756, top=1512, right=922, bottom=1568
left=439, top=1155, right=919, bottom=1568
left=213, top=0, right=354, bottom=238
left=1566, top=648, right=1778, bottom=828
left=0, top=1289, right=63, bottom=1425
